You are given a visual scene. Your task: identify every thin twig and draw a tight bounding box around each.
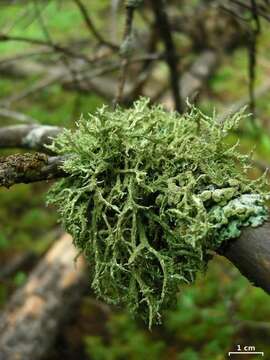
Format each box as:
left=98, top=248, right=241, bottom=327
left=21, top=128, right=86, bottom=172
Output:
left=0, top=33, right=92, bottom=63
left=114, top=1, right=136, bottom=106
left=0, top=108, right=38, bottom=124
left=73, top=0, right=119, bottom=50
left=0, top=53, right=163, bottom=106
left=248, top=0, right=261, bottom=116
left=0, top=73, right=63, bottom=107
left=0, top=49, right=54, bottom=66
left=228, top=0, right=270, bottom=22
left=150, top=0, right=182, bottom=112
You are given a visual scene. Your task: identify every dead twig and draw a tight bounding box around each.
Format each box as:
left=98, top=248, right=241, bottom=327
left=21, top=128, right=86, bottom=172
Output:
left=150, top=0, right=182, bottom=112
left=73, top=0, right=119, bottom=50
left=114, top=1, right=136, bottom=106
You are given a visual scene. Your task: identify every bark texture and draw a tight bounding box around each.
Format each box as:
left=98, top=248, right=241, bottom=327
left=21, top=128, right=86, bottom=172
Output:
left=0, top=153, right=66, bottom=188
left=0, top=234, right=87, bottom=360
left=219, top=221, right=270, bottom=294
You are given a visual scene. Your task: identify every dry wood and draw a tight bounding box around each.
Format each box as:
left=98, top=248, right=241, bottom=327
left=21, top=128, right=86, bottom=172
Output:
left=0, top=234, right=87, bottom=360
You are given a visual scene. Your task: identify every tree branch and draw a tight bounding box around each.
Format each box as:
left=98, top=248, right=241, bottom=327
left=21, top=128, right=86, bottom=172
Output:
left=73, top=0, right=118, bottom=50
left=114, top=1, right=136, bottom=106
left=0, top=33, right=91, bottom=63
left=218, top=220, right=270, bottom=294
left=1, top=151, right=270, bottom=296
left=0, top=124, right=62, bottom=152
left=0, top=108, right=38, bottom=124
left=150, top=0, right=182, bottom=112
left=0, top=153, right=66, bottom=188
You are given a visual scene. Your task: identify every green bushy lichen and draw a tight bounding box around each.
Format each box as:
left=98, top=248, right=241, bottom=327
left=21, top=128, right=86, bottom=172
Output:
left=47, top=98, right=268, bottom=326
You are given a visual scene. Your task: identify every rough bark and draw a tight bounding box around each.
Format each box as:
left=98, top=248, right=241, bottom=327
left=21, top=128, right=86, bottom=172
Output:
left=0, top=234, right=87, bottom=360
left=0, top=153, right=66, bottom=188
left=218, top=221, right=270, bottom=294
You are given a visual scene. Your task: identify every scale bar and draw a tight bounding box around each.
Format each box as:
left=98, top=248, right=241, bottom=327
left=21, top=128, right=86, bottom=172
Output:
left=228, top=352, right=264, bottom=356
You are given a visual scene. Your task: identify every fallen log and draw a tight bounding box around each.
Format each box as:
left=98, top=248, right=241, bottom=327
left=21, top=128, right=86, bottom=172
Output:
left=0, top=234, right=87, bottom=360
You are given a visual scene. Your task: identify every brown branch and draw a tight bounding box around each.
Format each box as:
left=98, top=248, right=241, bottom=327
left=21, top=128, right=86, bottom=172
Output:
left=0, top=234, right=87, bottom=360
left=150, top=0, right=182, bottom=112
left=0, top=153, right=66, bottom=188
left=0, top=54, right=162, bottom=105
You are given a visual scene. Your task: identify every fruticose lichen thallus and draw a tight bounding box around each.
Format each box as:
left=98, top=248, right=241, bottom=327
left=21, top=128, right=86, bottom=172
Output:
left=47, top=98, right=269, bottom=327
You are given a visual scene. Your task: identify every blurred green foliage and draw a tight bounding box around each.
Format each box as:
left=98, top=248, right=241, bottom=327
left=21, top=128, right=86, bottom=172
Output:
left=84, top=258, right=270, bottom=360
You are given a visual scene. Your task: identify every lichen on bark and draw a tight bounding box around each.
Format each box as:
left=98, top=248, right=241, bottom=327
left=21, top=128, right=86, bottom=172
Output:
left=0, top=153, right=48, bottom=188
left=47, top=98, right=269, bottom=326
